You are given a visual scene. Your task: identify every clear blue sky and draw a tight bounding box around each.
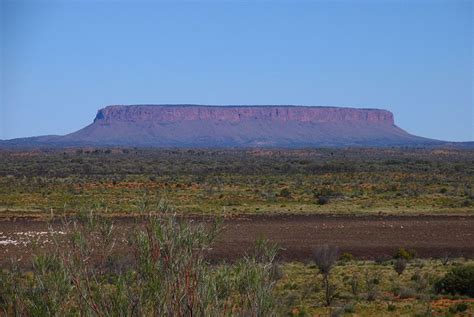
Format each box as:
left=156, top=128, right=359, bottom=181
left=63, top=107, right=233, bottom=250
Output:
left=1, top=0, right=472, bottom=142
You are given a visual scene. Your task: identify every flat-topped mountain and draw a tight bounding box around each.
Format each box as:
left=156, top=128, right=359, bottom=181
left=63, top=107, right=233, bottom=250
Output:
left=93, top=105, right=395, bottom=124
left=1, top=105, right=444, bottom=147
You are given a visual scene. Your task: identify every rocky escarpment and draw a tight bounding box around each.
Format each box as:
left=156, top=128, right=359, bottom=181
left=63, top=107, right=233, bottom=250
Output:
left=58, top=105, right=434, bottom=147
left=93, top=105, right=395, bottom=125
left=1, top=105, right=443, bottom=148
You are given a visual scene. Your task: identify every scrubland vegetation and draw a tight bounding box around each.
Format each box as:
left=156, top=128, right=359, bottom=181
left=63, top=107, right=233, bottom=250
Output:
left=277, top=257, right=474, bottom=316
left=0, top=148, right=472, bottom=216
left=1, top=204, right=473, bottom=316
left=1, top=203, right=280, bottom=316
left=1, top=148, right=473, bottom=316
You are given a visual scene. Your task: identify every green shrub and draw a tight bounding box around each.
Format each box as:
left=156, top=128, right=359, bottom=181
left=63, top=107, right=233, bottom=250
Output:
left=316, top=196, right=329, bottom=205
left=394, top=247, right=417, bottom=260
left=364, top=269, right=381, bottom=301
left=398, top=287, right=417, bottom=299
left=393, top=258, right=407, bottom=275
left=279, top=188, right=292, bottom=198
left=448, top=302, right=468, bottom=313
left=343, top=302, right=356, bottom=313
left=434, top=265, right=474, bottom=297
left=347, top=273, right=360, bottom=296
left=339, top=252, right=354, bottom=263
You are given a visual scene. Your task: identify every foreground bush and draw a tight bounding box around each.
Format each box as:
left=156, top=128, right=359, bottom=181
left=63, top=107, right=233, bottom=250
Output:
left=434, top=265, right=474, bottom=297
left=313, top=245, right=339, bottom=306
left=0, top=203, right=279, bottom=316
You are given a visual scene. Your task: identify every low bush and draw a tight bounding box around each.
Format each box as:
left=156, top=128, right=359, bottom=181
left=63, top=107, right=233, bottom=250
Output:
left=394, top=258, right=407, bottom=275
left=449, top=302, right=468, bottom=313
left=279, top=188, right=292, bottom=198
left=339, top=252, right=354, bottom=263
left=364, top=269, right=381, bottom=301
left=394, top=247, right=417, bottom=260
left=316, top=196, right=329, bottom=205
left=434, top=265, right=474, bottom=297
left=343, top=302, right=356, bottom=313
left=398, top=287, right=417, bottom=299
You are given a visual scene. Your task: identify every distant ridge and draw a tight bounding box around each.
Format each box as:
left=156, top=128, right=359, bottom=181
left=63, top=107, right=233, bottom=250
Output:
left=0, top=104, right=457, bottom=148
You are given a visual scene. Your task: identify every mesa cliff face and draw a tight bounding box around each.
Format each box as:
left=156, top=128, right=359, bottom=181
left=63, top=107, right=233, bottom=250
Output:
left=58, top=104, right=433, bottom=147
left=93, top=105, right=395, bottom=125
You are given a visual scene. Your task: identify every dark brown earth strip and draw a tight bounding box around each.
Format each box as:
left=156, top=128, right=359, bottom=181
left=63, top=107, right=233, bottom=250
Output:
left=211, top=214, right=474, bottom=261
left=1, top=214, right=473, bottom=268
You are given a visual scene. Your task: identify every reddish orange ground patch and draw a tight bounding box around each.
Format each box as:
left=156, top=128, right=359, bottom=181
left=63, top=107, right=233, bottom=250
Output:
left=431, top=298, right=474, bottom=310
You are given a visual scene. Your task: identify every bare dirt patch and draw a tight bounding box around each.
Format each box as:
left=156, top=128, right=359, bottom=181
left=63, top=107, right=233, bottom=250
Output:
left=1, top=214, right=473, bottom=267
left=211, top=214, right=474, bottom=261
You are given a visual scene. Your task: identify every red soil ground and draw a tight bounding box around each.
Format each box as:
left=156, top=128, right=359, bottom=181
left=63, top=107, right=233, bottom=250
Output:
left=1, top=214, right=473, bottom=267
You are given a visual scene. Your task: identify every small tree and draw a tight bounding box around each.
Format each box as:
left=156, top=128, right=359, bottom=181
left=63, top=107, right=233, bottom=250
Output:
left=314, top=245, right=339, bottom=306
left=440, top=253, right=450, bottom=266
left=394, top=258, right=407, bottom=276
left=348, top=273, right=360, bottom=297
